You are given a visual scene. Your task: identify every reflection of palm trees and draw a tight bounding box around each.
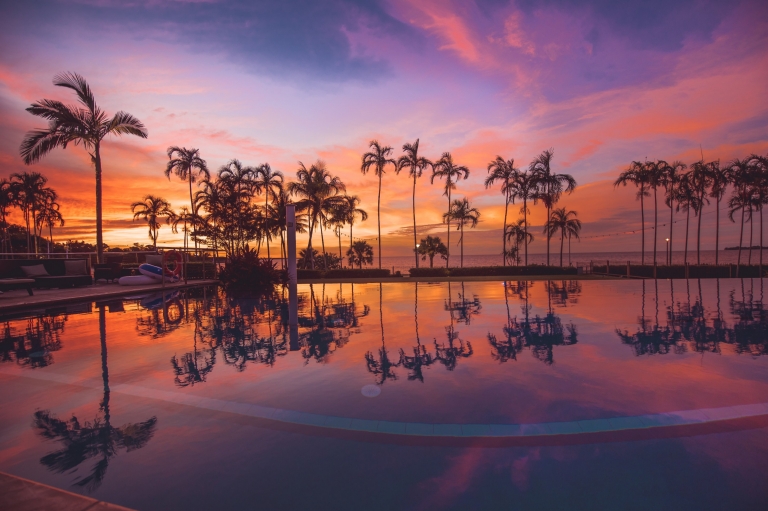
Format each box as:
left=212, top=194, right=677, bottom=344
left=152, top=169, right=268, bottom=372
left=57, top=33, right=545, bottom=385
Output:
left=365, top=284, right=398, bottom=384
left=32, top=307, right=157, bottom=491
left=729, top=279, right=768, bottom=356
left=398, top=283, right=435, bottom=382
left=0, top=315, right=67, bottom=368
left=546, top=280, right=582, bottom=308
left=444, top=282, right=481, bottom=325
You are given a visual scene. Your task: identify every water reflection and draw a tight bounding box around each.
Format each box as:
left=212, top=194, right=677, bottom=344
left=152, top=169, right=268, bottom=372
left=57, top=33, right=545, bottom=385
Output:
left=488, top=281, right=578, bottom=365
left=0, top=315, right=66, bottom=368
left=33, top=307, right=157, bottom=491
left=616, top=279, right=768, bottom=357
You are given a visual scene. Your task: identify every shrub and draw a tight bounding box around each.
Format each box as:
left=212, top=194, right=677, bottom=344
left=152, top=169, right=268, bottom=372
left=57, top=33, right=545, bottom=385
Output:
left=219, top=252, right=286, bottom=295
left=409, top=265, right=577, bottom=277
left=297, top=268, right=391, bottom=279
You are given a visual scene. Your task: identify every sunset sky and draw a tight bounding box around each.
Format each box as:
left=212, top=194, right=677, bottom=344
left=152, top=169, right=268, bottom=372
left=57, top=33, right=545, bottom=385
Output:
left=1, top=0, right=767, bottom=255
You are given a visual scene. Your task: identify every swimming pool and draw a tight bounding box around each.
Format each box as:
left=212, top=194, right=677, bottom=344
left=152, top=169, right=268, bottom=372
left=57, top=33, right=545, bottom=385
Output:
left=1, top=279, right=767, bottom=510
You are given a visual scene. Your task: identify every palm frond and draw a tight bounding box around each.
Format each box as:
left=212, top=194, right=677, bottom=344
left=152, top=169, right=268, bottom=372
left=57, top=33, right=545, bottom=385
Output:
left=107, top=111, right=148, bottom=138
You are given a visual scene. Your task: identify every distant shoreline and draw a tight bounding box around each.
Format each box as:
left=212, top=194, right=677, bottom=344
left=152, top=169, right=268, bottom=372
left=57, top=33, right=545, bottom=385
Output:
left=724, top=246, right=768, bottom=250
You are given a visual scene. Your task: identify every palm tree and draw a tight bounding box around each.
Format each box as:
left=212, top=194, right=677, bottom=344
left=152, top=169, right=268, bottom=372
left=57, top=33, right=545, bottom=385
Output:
left=677, top=172, right=700, bottom=265
left=396, top=139, right=432, bottom=269
left=361, top=140, right=396, bottom=269
left=165, top=147, right=209, bottom=248
left=530, top=149, right=576, bottom=265
left=417, top=235, right=448, bottom=268
left=505, top=218, right=533, bottom=266
left=510, top=168, right=538, bottom=265
left=131, top=195, right=174, bottom=250
left=347, top=240, right=374, bottom=269
left=254, top=163, right=284, bottom=262
left=37, top=197, right=64, bottom=254
left=708, top=160, right=729, bottom=265
left=615, top=161, right=650, bottom=264
left=287, top=161, right=345, bottom=269
left=340, top=195, right=367, bottom=255
left=443, top=198, right=480, bottom=267
left=10, top=171, right=51, bottom=255
left=432, top=152, right=469, bottom=268
left=661, top=161, right=686, bottom=264
left=170, top=206, right=194, bottom=252
left=486, top=156, right=519, bottom=266
left=689, top=160, right=712, bottom=264
left=728, top=157, right=753, bottom=274
left=20, top=73, right=148, bottom=263
left=0, top=179, right=14, bottom=253
left=750, top=155, right=768, bottom=270
left=645, top=160, right=665, bottom=266
left=543, top=208, right=581, bottom=267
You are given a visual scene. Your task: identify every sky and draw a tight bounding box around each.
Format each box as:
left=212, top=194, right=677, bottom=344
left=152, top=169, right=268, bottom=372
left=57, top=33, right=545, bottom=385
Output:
left=0, top=0, right=767, bottom=256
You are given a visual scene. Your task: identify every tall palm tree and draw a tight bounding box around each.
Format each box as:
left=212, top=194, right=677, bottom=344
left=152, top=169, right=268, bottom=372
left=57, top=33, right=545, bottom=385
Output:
left=530, top=149, right=576, bottom=265
left=511, top=168, right=538, bottom=265
left=397, top=139, right=432, bottom=269
left=443, top=198, right=480, bottom=267
left=10, top=171, right=51, bottom=255
left=689, top=160, right=712, bottom=264
left=0, top=179, right=14, bottom=253
left=361, top=140, right=396, bottom=269
left=645, top=160, right=665, bottom=266
left=37, top=197, right=64, bottom=254
left=417, top=235, right=448, bottom=268
left=165, top=147, right=209, bottom=251
left=615, top=161, right=650, bottom=264
left=543, top=208, right=581, bottom=267
left=287, top=160, right=345, bottom=269
left=677, top=172, right=700, bottom=265
left=340, top=195, right=368, bottom=255
left=707, top=160, right=729, bottom=265
left=486, top=156, right=519, bottom=266
left=728, top=157, right=753, bottom=274
left=750, top=155, right=768, bottom=270
left=347, top=240, right=374, bottom=269
left=131, top=195, right=174, bottom=250
left=432, top=152, right=470, bottom=268
left=661, top=161, right=686, bottom=264
left=170, top=206, right=194, bottom=252
left=254, top=163, right=284, bottom=262
left=20, top=72, right=148, bottom=262
left=505, top=218, right=534, bottom=266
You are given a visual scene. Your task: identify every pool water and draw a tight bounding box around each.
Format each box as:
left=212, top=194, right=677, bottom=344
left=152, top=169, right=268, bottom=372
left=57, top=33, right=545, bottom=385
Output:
left=1, top=279, right=767, bottom=510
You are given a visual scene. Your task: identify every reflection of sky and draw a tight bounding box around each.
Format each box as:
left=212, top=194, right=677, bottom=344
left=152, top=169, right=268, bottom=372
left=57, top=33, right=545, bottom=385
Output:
left=1, top=280, right=768, bottom=508
left=0, top=0, right=767, bottom=253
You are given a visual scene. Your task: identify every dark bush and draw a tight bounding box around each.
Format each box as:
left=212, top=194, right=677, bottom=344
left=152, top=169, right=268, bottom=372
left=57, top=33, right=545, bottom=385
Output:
left=591, top=264, right=766, bottom=279
left=297, top=269, right=324, bottom=279
left=409, top=265, right=577, bottom=277
left=219, top=252, right=286, bottom=295
left=297, top=268, right=391, bottom=279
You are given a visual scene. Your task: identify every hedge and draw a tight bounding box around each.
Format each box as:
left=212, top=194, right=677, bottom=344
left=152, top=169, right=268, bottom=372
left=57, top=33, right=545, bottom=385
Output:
left=409, top=265, right=578, bottom=277
left=591, top=264, right=766, bottom=279
left=297, top=268, right=391, bottom=279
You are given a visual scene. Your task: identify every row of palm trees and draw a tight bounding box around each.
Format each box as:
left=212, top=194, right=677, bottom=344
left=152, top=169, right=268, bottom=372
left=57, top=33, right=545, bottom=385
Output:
left=0, top=172, right=64, bottom=254
left=615, top=154, right=768, bottom=272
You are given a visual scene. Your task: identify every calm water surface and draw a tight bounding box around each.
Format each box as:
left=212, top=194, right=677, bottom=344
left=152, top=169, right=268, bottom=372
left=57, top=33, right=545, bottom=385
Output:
left=1, top=279, right=767, bottom=510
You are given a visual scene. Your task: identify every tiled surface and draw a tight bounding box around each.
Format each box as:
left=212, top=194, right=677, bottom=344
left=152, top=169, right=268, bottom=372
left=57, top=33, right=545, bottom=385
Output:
left=0, top=472, right=136, bottom=511
left=3, top=366, right=767, bottom=441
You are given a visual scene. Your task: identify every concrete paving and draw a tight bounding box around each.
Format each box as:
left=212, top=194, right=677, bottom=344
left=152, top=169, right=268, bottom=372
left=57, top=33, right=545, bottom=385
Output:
left=0, top=471, right=136, bottom=511
left=0, top=279, right=220, bottom=314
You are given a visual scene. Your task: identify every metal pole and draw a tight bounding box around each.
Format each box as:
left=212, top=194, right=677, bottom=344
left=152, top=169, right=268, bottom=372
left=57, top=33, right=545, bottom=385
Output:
left=287, top=204, right=298, bottom=350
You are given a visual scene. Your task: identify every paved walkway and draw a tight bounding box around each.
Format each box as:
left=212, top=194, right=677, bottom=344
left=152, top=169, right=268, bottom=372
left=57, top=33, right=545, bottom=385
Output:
left=0, top=471, right=136, bottom=511
left=0, top=280, right=219, bottom=314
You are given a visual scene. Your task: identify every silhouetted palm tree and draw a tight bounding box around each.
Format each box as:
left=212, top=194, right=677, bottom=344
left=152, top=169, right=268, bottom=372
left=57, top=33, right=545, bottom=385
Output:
left=530, top=149, right=576, bottom=265
left=677, top=172, right=700, bottom=266
left=347, top=240, right=373, bottom=268
left=708, top=160, right=729, bottom=265
left=544, top=208, right=581, bottom=267
left=340, top=195, right=367, bottom=255
left=646, top=160, right=665, bottom=266
left=615, top=161, right=650, bottom=264
left=505, top=218, right=533, bottom=266
left=254, top=163, right=284, bottom=261
left=0, top=179, right=14, bottom=252
left=661, top=161, right=686, bottom=264
left=486, top=156, right=520, bottom=266
left=510, top=168, right=538, bottom=265
left=689, top=160, right=712, bottom=264
left=20, top=73, right=148, bottom=262
left=170, top=206, right=193, bottom=251
left=432, top=152, right=469, bottom=267
left=728, top=157, right=753, bottom=274
left=397, top=139, right=432, bottom=269
left=417, top=235, right=448, bottom=268
left=37, top=196, right=64, bottom=253
left=131, top=195, right=174, bottom=250
left=443, top=198, right=480, bottom=267
left=361, top=140, right=396, bottom=269
left=10, top=171, right=52, bottom=254
left=165, top=147, right=209, bottom=250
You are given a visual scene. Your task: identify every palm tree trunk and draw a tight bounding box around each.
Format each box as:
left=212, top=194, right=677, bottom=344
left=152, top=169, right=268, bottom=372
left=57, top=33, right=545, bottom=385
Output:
left=189, top=171, right=195, bottom=255
left=266, top=192, right=271, bottom=262
left=338, top=228, right=342, bottom=265
left=460, top=223, right=464, bottom=267
left=320, top=221, right=327, bottom=271
left=32, top=210, right=38, bottom=256
left=748, top=211, right=753, bottom=265
left=503, top=186, right=509, bottom=266
left=95, top=143, right=104, bottom=263
left=377, top=172, right=382, bottom=269
left=760, top=206, right=764, bottom=274
left=560, top=230, right=564, bottom=267
left=669, top=198, right=674, bottom=265
left=696, top=190, right=704, bottom=265
left=349, top=224, right=353, bottom=266
left=684, top=206, right=689, bottom=265
left=307, top=215, right=315, bottom=270
left=715, top=195, right=720, bottom=265
left=413, top=175, right=418, bottom=269
left=640, top=190, right=645, bottom=265
left=568, top=233, right=572, bottom=266
left=523, top=198, right=529, bottom=266
left=653, top=186, right=658, bottom=266
left=546, top=204, right=551, bottom=266
left=737, top=206, right=744, bottom=276
left=446, top=187, right=451, bottom=268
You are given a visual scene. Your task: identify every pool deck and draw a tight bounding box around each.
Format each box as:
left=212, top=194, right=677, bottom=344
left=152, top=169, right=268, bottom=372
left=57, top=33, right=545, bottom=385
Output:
left=0, top=471, right=136, bottom=510
left=0, top=279, right=220, bottom=314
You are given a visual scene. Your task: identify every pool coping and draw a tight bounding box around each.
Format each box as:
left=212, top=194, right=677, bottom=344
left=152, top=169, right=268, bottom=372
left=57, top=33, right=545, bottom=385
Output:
left=0, top=471, right=137, bottom=510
